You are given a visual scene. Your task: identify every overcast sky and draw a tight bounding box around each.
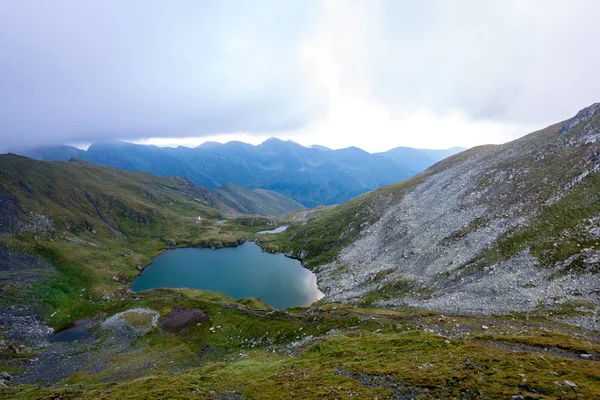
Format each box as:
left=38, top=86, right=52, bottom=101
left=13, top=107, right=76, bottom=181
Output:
left=1, top=0, right=599, bottom=153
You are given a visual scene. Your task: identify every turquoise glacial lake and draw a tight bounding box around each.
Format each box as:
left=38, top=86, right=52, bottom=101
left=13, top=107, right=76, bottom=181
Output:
left=131, top=242, right=323, bottom=309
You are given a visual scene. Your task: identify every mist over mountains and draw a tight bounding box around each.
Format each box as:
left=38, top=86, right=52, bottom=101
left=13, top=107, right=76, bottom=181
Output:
left=17, top=139, right=463, bottom=207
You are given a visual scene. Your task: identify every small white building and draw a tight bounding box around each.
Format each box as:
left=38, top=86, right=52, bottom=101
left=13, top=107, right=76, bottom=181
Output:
left=195, top=216, right=202, bottom=224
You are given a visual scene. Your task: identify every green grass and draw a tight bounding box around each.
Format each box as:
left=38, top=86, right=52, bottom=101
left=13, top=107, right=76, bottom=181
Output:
left=5, top=300, right=600, bottom=399
left=466, top=172, right=600, bottom=275
left=356, top=278, right=435, bottom=307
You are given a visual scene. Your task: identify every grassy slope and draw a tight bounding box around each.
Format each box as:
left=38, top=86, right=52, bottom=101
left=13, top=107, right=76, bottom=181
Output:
left=253, top=188, right=306, bottom=212
left=463, top=119, right=600, bottom=275
left=214, top=184, right=305, bottom=217
left=0, top=155, right=282, bottom=327
left=5, top=292, right=600, bottom=399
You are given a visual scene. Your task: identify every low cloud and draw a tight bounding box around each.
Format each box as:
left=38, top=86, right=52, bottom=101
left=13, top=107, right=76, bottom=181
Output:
left=1, top=1, right=598, bottom=152
left=0, top=1, right=325, bottom=150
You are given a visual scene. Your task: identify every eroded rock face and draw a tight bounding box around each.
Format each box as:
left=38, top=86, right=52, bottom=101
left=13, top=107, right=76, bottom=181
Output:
left=0, top=186, right=24, bottom=233
left=160, top=306, right=208, bottom=333
left=0, top=185, right=54, bottom=234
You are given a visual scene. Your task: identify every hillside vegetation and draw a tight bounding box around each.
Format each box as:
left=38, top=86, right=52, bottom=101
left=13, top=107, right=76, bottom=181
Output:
left=0, top=156, right=288, bottom=327
left=212, top=184, right=305, bottom=217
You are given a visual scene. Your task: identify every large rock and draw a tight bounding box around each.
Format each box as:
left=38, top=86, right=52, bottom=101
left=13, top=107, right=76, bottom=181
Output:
left=160, top=306, right=208, bottom=334
left=101, top=308, right=160, bottom=338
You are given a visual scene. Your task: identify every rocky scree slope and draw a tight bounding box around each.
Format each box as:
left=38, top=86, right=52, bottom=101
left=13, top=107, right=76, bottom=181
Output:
left=277, top=103, right=600, bottom=330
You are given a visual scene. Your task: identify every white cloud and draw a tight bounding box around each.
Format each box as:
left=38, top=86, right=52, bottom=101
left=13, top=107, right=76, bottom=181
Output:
left=1, top=0, right=598, bottom=153
left=272, top=0, right=541, bottom=151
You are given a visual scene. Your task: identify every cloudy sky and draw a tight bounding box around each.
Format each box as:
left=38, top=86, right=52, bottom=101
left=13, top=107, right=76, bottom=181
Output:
left=1, top=0, right=599, bottom=153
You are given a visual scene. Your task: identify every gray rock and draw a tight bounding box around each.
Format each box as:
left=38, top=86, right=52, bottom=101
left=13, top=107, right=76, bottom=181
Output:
left=312, top=104, right=600, bottom=330
left=0, top=372, right=12, bottom=380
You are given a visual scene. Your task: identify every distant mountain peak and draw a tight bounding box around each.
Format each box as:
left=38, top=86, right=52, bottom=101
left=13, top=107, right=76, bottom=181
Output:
left=197, top=141, right=222, bottom=149
left=260, top=137, right=303, bottom=148
left=337, top=146, right=370, bottom=155
left=262, top=137, right=285, bottom=144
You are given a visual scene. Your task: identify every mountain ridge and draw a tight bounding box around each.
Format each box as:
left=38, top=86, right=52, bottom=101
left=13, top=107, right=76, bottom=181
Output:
left=15, top=139, right=464, bottom=207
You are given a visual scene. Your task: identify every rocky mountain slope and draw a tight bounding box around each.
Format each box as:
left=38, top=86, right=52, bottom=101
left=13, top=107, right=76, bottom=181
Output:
left=263, top=103, right=600, bottom=330
left=16, top=139, right=462, bottom=207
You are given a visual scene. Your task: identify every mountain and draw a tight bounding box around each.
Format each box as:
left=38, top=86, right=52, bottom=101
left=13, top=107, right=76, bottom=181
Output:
left=0, top=157, right=301, bottom=242
left=17, top=140, right=463, bottom=207
left=210, top=184, right=305, bottom=217
left=171, top=177, right=304, bottom=217
left=0, top=156, right=220, bottom=240
left=21, top=144, right=86, bottom=161
left=3, top=112, right=600, bottom=398
left=261, top=103, right=600, bottom=330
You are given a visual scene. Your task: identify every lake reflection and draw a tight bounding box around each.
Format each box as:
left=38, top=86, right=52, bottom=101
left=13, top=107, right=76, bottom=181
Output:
left=131, top=242, right=323, bottom=309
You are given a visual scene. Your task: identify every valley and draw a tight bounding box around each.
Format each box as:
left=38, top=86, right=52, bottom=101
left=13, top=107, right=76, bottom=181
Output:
left=1, top=104, right=600, bottom=398
left=18, top=139, right=462, bottom=208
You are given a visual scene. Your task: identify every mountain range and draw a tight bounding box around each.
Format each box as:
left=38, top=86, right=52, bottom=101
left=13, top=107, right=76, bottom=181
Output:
left=2, top=104, right=600, bottom=397
left=17, top=140, right=463, bottom=207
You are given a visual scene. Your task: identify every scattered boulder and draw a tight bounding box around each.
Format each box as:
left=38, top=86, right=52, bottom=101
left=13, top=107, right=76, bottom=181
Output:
left=0, top=371, right=12, bottom=388
left=112, top=273, right=128, bottom=284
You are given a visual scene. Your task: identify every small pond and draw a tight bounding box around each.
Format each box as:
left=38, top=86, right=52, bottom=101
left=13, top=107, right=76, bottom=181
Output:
left=131, top=242, right=323, bottom=309
left=256, top=225, right=288, bottom=234
left=50, top=327, right=93, bottom=343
